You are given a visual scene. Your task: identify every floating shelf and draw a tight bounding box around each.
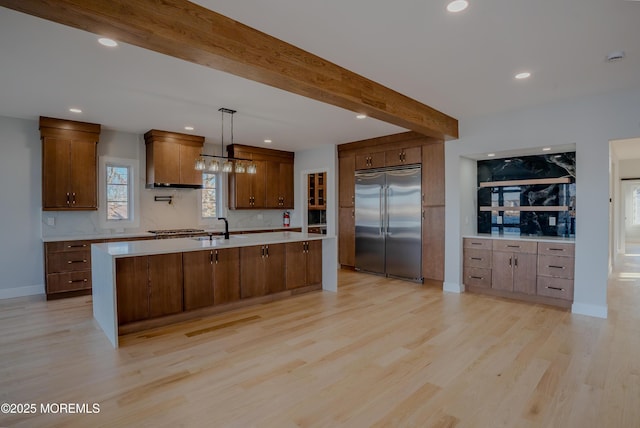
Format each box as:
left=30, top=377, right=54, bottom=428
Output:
left=479, top=177, right=572, bottom=188
left=479, top=206, right=570, bottom=212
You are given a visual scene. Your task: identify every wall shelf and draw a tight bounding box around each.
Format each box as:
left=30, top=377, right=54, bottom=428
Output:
left=480, top=206, right=570, bottom=212
left=479, top=177, right=572, bottom=188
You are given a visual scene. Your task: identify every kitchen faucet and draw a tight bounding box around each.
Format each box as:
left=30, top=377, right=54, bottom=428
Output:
left=218, top=217, right=229, bottom=240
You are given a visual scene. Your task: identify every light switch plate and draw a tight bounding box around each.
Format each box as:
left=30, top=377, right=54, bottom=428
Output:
left=497, top=215, right=503, bottom=224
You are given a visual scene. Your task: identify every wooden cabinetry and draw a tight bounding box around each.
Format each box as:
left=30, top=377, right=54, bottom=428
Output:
left=115, top=253, right=183, bottom=325
left=422, top=142, right=445, bottom=206
left=463, top=237, right=575, bottom=307
left=44, top=239, right=96, bottom=298
left=227, top=144, right=294, bottom=209
left=40, top=117, right=100, bottom=210
left=355, top=151, right=385, bottom=170
left=308, top=172, right=326, bottom=210
left=183, top=248, right=240, bottom=310
left=144, top=129, right=205, bottom=187
left=338, top=207, right=355, bottom=267
left=339, top=154, right=355, bottom=208
left=385, top=146, right=421, bottom=167
left=422, top=206, right=445, bottom=281
left=286, top=240, right=322, bottom=289
left=240, top=244, right=285, bottom=298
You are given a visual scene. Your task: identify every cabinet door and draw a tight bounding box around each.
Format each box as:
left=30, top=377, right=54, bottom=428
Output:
left=279, top=162, right=294, bottom=209
left=251, top=160, right=266, bottom=208
left=339, top=154, right=355, bottom=207
left=356, top=152, right=385, bottom=170
left=240, top=245, right=265, bottom=298
left=213, top=248, right=240, bottom=304
left=183, top=250, right=214, bottom=311
left=180, top=143, right=203, bottom=186
left=115, top=256, right=149, bottom=325
left=338, top=207, right=355, bottom=267
left=402, top=147, right=422, bottom=165
left=42, top=137, right=70, bottom=209
left=422, top=206, right=444, bottom=281
left=230, top=167, right=253, bottom=208
left=265, top=244, right=286, bottom=294
left=513, top=253, right=537, bottom=295
left=307, top=240, right=323, bottom=286
left=265, top=161, right=281, bottom=208
left=148, top=253, right=183, bottom=318
left=491, top=251, right=514, bottom=291
left=286, top=242, right=307, bottom=290
left=152, top=140, right=181, bottom=184
left=69, top=139, right=97, bottom=209
left=422, top=142, right=445, bottom=206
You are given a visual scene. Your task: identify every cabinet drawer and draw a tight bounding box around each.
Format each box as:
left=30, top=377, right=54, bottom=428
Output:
left=47, top=271, right=92, bottom=293
left=463, top=248, right=492, bottom=269
left=537, top=242, right=575, bottom=257
left=463, top=267, right=492, bottom=288
left=47, top=250, right=91, bottom=273
left=46, top=239, right=100, bottom=253
left=492, top=239, right=537, bottom=254
left=463, top=238, right=492, bottom=250
left=537, top=276, right=574, bottom=300
left=537, top=255, right=574, bottom=279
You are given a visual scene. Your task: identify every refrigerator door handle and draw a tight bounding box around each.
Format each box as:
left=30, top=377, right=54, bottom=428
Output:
left=384, top=185, right=390, bottom=236
left=379, top=186, right=384, bottom=236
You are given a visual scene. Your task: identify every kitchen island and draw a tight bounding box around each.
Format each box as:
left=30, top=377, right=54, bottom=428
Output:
left=92, top=231, right=337, bottom=347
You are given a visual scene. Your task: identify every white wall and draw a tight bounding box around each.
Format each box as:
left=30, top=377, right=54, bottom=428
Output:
left=0, top=117, right=44, bottom=297
left=445, top=88, right=640, bottom=319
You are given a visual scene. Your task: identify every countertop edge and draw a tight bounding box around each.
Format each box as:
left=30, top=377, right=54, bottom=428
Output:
left=463, top=234, right=575, bottom=244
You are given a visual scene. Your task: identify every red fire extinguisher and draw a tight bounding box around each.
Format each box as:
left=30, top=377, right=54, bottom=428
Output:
left=283, top=211, right=290, bottom=228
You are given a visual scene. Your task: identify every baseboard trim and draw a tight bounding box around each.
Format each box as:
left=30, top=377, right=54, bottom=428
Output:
left=571, top=302, right=608, bottom=319
left=0, top=284, right=45, bottom=300
left=443, top=281, right=464, bottom=293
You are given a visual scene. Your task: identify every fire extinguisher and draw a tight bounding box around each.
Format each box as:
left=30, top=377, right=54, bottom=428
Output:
left=283, top=211, right=290, bottom=228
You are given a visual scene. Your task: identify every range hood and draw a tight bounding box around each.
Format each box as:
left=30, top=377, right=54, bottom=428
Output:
left=145, top=182, right=203, bottom=189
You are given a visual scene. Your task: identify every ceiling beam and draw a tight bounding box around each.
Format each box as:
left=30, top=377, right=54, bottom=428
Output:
left=0, top=0, right=459, bottom=140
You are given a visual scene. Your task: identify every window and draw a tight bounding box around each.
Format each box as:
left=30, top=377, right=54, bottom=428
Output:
left=106, top=165, right=130, bottom=220
left=202, top=172, right=217, bottom=218
left=99, top=156, right=138, bottom=229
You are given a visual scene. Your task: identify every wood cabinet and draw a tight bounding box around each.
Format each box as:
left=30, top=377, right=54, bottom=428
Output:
left=115, top=253, right=183, bottom=325
left=44, top=239, right=96, bottom=298
left=462, top=238, right=492, bottom=289
left=240, top=244, right=285, bottom=298
left=40, top=117, right=100, bottom=210
left=286, top=240, right=322, bottom=289
left=308, top=172, right=326, bottom=210
left=422, top=142, right=445, bottom=206
left=144, top=129, right=205, bottom=187
left=227, top=144, right=294, bottom=210
left=339, top=154, right=355, bottom=208
left=491, top=240, right=537, bottom=294
left=422, top=206, right=445, bottom=281
left=385, top=146, right=421, bottom=167
left=183, top=248, right=240, bottom=311
left=355, top=151, right=385, bottom=170
left=536, top=242, right=575, bottom=301
left=338, top=207, right=355, bottom=267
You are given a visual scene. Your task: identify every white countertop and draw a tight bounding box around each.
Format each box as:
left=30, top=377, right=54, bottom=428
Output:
left=42, top=226, right=302, bottom=242
left=92, top=231, right=330, bottom=258
left=464, top=234, right=575, bottom=244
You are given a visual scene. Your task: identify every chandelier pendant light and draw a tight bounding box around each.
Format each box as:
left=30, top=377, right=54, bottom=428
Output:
left=194, top=107, right=257, bottom=174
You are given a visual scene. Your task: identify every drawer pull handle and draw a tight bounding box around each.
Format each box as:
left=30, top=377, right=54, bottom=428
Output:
left=67, top=244, right=88, bottom=248
left=548, top=265, right=565, bottom=269
left=470, top=276, right=484, bottom=280
left=67, top=259, right=87, bottom=264
left=68, top=279, right=88, bottom=283
left=470, top=257, right=483, bottom=261
left=548, top=248, right=564, bottom=251
left=471, top=242, right=482, bottom=245
left=547, top=286, right=564, bottom=291
left=507, top=245, right=520, bottom=248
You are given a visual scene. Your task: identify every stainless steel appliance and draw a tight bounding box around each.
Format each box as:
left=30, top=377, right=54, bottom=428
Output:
left=355, top=166, right=422, bottom=282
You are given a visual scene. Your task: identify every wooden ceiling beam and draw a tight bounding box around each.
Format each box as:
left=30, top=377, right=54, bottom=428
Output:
left=0, top=0, right=459, bottom=140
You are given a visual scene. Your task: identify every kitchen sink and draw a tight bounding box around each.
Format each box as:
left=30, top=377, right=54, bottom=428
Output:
left=191, top=235, right=247, bottom=241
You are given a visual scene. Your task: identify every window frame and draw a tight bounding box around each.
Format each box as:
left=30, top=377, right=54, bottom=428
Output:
left=99, top=156, right=139, bottom=230
left=199, top=171, right=225, bottom=223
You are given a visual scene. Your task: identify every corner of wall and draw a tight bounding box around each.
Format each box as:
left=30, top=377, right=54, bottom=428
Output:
left=571, top=302, right=608, bottom=319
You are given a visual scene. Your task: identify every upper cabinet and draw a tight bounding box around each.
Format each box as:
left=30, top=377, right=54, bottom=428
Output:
left=422, top=142, right=445, bottom=206
left=308, top=172, right=326, bottom=210
left=339, top=154, right=355, bottom=208
left=385, top=146, right=422, bottom=167
left=144, top=130, right=205, bottom=188
left=40, top=116, right=101, bottom=211
left=355, top=151, right=385, bottom=170
left=227, top=144, right=294, bottom=210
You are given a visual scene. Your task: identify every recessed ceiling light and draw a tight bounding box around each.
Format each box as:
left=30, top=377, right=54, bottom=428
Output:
left=542, top=147, right=551, bottom=151
left=515, top=72, right=531, bottom=80
left=606, top=51, right=625, bottom=63
left=69, top=108, right=82, bottom=113
left=356, top=114, right=367, bottom=119
left=98, top=38, right=118, bottom=47
left=184, top=126, right=194, bottom=131
left=264, top=139, right=272, bottom=144
left=447, top=0, right=469, bottom=12
left=487, top=153, right=495, bottom=157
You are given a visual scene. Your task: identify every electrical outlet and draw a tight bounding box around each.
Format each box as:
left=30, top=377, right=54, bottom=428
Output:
left=497, top=216, right=503, bottom=224
left=46, top=217, right=55, bottom=226
left=257, top=214, right=263, bottom=220
left=549, top=216, right=556, bottom=226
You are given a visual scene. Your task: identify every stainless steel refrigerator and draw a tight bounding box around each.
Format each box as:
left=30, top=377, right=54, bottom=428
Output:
left=355, top=166, right=422, bottom=282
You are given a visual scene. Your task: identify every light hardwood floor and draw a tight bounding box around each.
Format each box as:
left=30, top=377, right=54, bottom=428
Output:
left=1, top=257, right=639, bottom=427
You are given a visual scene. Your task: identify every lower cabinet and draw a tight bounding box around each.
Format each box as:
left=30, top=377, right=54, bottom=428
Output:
left=240, top=244, right=286, bottom=298
left=286, top=240, right=322, bottom=289
left=491, top=242, right=537, bottom=295
left=182, top=248, right=240, bottom=311
left=115, top=253, right=183, bottom=325
left=338, top=207, right=355, bottom=267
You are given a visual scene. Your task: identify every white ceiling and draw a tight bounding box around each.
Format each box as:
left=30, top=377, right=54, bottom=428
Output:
left=1, top=0, right=639, bottom=153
